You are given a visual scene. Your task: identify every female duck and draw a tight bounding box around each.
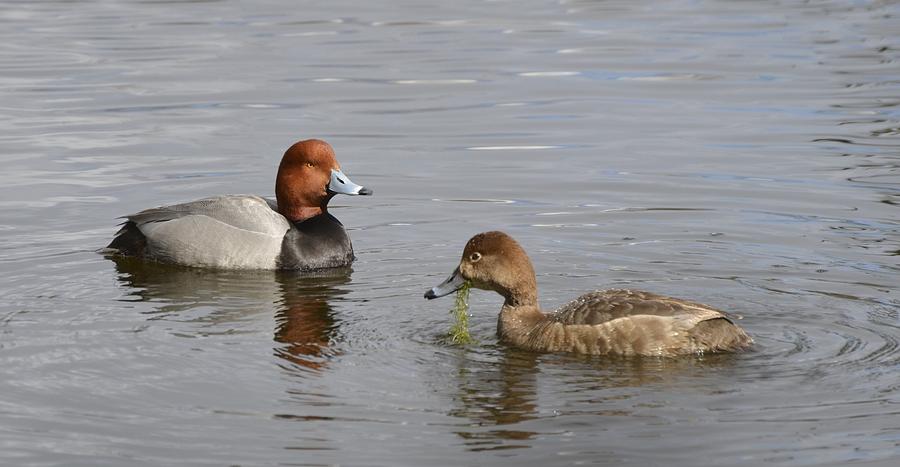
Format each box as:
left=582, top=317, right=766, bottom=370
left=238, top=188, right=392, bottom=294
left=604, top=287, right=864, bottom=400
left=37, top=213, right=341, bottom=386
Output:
left=106, top=139, right=372, bottom=270
left=425, top=231, right=752, bottom=356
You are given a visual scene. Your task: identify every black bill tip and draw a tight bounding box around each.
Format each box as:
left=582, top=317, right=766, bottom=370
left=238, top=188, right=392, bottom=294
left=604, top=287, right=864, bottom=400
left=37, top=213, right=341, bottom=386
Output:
left=358, top=187, right=373, bottom=196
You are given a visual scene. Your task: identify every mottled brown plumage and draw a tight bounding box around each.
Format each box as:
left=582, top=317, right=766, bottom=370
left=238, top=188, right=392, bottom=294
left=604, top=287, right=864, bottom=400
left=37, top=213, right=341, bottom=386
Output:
left=427, top=231, right=752, bottom=356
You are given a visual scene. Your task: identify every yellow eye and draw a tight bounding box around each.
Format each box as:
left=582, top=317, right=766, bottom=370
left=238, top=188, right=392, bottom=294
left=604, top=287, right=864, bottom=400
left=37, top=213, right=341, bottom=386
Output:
left=305, top=162, right=314, bottom=168
left=469, top=252, right=482, bottom=262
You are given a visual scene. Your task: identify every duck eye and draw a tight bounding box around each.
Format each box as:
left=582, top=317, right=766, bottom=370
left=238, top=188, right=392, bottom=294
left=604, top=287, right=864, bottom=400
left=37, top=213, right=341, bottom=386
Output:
left=305, top=162, right=314, bottom=168
left=469, top=252, right=482, bottom=262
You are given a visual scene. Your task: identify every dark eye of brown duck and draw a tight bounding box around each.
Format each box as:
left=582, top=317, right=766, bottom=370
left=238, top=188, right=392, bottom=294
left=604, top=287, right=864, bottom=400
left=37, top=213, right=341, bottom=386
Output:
left=469, top=252, right=482, bottom=262
left=305, top=162, right=315, bottom=168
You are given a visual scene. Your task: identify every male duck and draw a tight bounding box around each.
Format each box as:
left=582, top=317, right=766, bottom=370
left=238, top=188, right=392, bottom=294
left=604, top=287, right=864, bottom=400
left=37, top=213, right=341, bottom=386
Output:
left=106, top=139, right=372, bottom=270
left=425, top=231, right=752, bottom=356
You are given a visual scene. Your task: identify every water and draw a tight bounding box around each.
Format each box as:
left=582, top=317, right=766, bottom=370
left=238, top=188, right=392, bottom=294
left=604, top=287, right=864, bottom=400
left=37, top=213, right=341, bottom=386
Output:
left=1, top=0, right=898, bottom=465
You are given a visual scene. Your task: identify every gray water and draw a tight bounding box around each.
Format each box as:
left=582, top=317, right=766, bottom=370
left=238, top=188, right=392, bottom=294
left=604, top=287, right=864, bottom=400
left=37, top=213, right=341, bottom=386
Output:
left=1, top=0, right=899, bottom=465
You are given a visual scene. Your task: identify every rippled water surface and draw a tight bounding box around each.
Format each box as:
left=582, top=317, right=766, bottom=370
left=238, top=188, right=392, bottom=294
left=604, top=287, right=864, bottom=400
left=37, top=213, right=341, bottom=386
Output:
left=1, top=0, right=899, bottom=465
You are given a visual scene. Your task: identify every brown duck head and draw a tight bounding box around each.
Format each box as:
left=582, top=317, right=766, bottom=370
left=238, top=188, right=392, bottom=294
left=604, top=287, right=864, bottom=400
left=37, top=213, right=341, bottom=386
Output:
left=425, top=231, right=538, bottom=307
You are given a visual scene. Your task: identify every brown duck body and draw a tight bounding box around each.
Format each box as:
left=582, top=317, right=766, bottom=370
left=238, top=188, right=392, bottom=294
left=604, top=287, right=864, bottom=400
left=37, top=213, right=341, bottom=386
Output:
left=498, top=289, right=752, bottom=357
left=426, top=231, right=752, bottom=357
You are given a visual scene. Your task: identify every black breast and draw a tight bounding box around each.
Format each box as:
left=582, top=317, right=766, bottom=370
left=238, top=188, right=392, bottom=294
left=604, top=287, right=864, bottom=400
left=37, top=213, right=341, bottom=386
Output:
left=277, top=213, right=355, bottom=270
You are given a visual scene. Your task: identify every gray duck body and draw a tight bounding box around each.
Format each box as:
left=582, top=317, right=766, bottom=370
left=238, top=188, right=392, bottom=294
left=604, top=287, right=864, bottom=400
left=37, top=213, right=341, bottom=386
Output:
left=105, top=139, right=370, bottom=270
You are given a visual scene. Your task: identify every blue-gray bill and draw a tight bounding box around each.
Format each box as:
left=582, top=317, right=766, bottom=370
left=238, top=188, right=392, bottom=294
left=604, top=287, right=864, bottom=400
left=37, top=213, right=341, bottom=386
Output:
left=424, top=267, right=465, bottom=299
left=328, top=168, right=372, bottom=196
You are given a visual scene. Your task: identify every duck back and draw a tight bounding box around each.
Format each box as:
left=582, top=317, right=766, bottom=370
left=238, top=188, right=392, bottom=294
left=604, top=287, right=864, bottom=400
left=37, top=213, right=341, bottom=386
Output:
left=551, top=289, right=728, bottom=325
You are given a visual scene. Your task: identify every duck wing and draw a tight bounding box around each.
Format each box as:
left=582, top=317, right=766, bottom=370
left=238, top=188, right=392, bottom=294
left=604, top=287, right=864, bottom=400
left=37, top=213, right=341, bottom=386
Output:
left=533, top=289, right=751, bottom=355
left=123, top=195, right=287, bottom=237
left=549, top=289, right=730, bottom=325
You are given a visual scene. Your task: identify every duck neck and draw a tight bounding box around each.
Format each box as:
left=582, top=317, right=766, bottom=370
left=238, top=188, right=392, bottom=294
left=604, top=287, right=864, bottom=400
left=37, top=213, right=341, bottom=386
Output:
left=279, top=205, right=326, bottom=222
left=503, top=288, right=537, bottom=308
left=497, top=302, right=545, bottom=347
left=276, top=189, right=334, bottom=222
left=499, top=263, right=538, bottom=308
left=494, top=256, right=541, bottom=344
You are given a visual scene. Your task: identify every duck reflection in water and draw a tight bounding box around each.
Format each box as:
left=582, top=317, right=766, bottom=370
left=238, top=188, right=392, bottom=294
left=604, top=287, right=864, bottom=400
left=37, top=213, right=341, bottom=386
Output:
left=448, top=345, right=745, bottom=451
left=271, top=270, right=350, bottom=371
left=110, top=256, right=350, bottom=371
left=449, top=348, right=541, bottom=450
